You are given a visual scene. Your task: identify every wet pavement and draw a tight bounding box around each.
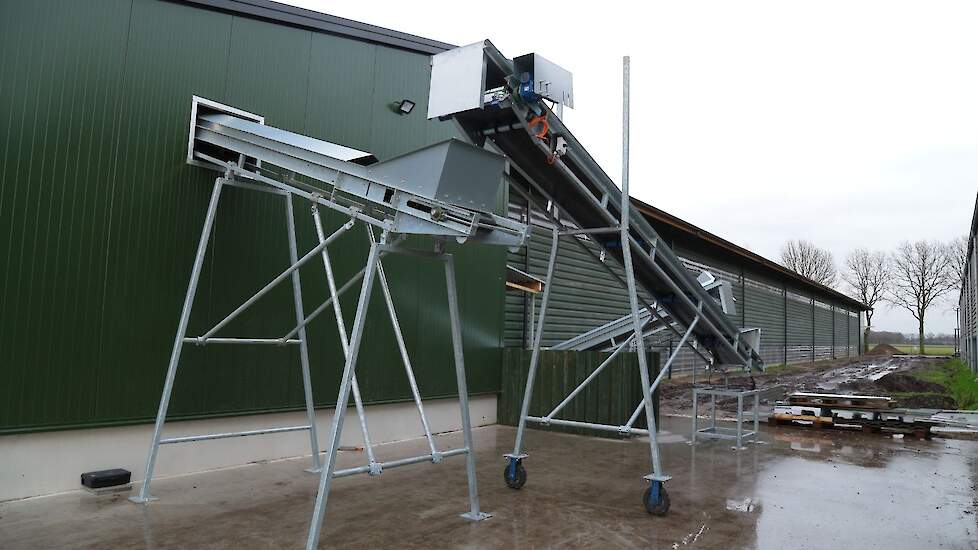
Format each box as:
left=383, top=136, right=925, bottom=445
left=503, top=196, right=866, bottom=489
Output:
left=1, top=417, right=976, bottom=549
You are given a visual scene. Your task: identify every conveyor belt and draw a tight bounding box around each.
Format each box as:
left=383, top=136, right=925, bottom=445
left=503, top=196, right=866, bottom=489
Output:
left=445, top=42, right=761, bottom=369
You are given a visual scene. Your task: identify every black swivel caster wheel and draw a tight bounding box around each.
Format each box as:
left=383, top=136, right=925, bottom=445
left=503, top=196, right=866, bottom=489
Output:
left=643, top=482, right=670, bottom=516
left=504, top=460, right=527, bottom=490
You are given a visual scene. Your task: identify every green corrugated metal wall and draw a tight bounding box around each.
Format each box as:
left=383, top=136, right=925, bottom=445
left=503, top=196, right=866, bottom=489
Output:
left=506, top=199, right=863, bottom=367
left=0, top=0, right=508, bottom=435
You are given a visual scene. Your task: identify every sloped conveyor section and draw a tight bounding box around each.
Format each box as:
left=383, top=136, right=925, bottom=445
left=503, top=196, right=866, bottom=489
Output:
left=427, top=41, right=763, bottom=518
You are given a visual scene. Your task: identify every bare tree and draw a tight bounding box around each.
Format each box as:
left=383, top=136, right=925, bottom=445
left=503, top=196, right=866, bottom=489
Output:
left=948, top=235, right=969, bottom=290
left=780, top=239, right=837, bottom=287
left=887, top=240, right=957, bottom=354
left=841, top=249, right=888, bottom=352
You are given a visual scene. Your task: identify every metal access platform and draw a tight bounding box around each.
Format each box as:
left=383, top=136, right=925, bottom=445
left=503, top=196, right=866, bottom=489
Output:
left=130, top=96, right=527, bottom=549
left=428, top=41, right=763, bottom=516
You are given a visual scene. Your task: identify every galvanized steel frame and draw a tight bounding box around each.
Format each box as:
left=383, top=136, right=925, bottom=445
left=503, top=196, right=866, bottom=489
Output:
left=131, top=98, right=531, bottom=544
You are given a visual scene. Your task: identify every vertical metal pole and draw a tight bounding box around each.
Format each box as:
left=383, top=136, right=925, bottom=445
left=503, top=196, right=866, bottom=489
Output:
left=736, top=394, right=744, bottom=449
left=620, top=55, right=663, bottom=477
left=368, top=226, right=438, bottom=456
left=510, top=228, right=559, bottom=457
left=311, top=206, right=377, bottom=468
left=753, top=392, right=760, bottom=440
left=131, top=177, right=224, bottom=503
left=711, top=393, right=717, bottom=431
left=285, top=194, right=322, bottom=473
left=445, top=254, right=491, bottom=520
left=691, top=388, right=698, bottom=443
left=306, top=242, right=381, bottom=550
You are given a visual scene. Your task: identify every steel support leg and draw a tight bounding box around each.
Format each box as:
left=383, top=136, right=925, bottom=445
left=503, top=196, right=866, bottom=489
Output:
left=621, top=57, right=669, bottom=515
left=444, top=254, right=491, bottom=521
left=736, top=395, right=744, bottom=449
left=285, top=194, right=322, bottom=473
left=311, top=206, right=377, bottom=471
left=754, top=392, right=760, bottom=441
left=505, top=228, right=559, bottom=473
left=131, top=176, right=225, bottom=503
left=306, top=242, right=381, bottom=550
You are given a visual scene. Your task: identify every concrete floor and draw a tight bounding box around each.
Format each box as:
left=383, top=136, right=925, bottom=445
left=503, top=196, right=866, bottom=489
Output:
left=2, top=417, right=977, bottom=549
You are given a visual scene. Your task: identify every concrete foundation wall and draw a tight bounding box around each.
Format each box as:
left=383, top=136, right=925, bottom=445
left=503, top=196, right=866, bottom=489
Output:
left=0, top=395, right=496, bottom=502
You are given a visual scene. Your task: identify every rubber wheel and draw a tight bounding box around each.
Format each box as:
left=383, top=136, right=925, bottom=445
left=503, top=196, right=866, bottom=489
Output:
left=504, top=462, right=527, bottom=490
left=643, top=485, right=670, bottom=516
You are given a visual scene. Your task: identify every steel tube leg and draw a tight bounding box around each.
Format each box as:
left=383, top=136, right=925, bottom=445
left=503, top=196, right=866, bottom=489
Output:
left=311, top=206, right=377, bottom=469
left=131, top=177, right=225, bottom=503
left=306, top=243, right=381, bottom=550
left=444, top=255, right=491, bottom=521
left=284, top=194, right=322, bottom=473
left=691, top=388, right=698, bottom=444
left=753, top=392, right=760, bottom=442
left=736, top=395, right=744, bottom=449
left=621, top=56, right=668, bottom=515
left=506, top=228, right=559, bottom=480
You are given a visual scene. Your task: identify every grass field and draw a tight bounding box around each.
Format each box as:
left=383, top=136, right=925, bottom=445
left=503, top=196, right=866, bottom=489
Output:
left=910, top=359, right=978, bottom=409
left=889, top=344, right=955, bottom=356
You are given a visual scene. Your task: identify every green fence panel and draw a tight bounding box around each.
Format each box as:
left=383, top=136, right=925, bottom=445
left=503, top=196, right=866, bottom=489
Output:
left=498, top=349, right=660, bottom=439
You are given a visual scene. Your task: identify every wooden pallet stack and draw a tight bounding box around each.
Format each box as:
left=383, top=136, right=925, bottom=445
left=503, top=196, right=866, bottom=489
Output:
left=770, top=392, right=936, bottom=439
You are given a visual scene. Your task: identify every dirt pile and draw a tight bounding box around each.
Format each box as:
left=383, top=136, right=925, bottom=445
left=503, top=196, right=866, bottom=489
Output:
left=865, top=343, right=903, bottom=356
left=837, top=370, right=955, bottom=408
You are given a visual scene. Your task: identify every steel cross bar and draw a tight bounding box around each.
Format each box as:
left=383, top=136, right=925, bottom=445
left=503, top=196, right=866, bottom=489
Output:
left=159, top=425, right=310, bottom=445
left=625, top=315, right=701, bottom=428
left=332, top=447, right=468, bottom=478
left=542, top=321, right=647, bottom=422
left=184, top=337, right=301, bottom=345
left=525, top=416, right=650, bottom=436
left=281, top=236, right=405, bottom=341
left=367, top=226, right=440, bottom=457
left=199, top=219, right=354, bottom=342
left=311, top=206, right=377, bottom=471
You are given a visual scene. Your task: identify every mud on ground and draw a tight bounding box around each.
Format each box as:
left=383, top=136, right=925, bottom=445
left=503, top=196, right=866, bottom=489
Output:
left=660, top=355, right=956, bottom=416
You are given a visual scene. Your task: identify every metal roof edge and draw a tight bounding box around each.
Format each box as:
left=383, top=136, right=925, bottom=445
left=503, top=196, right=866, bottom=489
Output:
left=171, top=0, right=456, bottom=54
left=630, top=197, right=870, bottom=311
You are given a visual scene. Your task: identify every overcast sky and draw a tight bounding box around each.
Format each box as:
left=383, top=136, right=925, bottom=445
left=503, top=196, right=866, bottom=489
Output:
left=287, top=0, right=978, bottom=334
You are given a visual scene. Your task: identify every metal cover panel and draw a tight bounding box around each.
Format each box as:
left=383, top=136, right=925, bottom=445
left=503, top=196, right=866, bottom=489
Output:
left=201, top=113, right=376, bottom=163
left=367, top=139, right=504, bottom=213
left=427, top=41, right=487, bottom=119
left=513, top=53, right=574, bottom=108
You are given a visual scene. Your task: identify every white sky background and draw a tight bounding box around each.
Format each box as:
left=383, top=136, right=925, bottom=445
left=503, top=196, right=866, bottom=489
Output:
left=287, top=0, right=978, bottom=334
